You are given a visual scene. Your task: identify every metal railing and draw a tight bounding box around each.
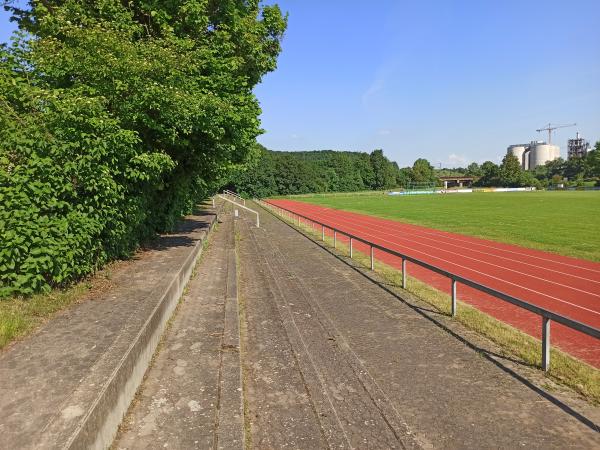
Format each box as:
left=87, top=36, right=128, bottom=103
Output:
left=256, top=199, right=600, bottom=372
left=223, top=189, right=246, bottom=205
left=218, top=194, right=259, bottom=227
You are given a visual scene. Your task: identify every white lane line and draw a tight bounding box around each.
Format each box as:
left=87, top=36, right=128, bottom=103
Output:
left=356, top=227, right=600, bottom=316
left=308, top=211, right=600, bottom=299
left=309, top=208, right=600, bottom=289
left=275, top=204, right=600, bottom=317
left=322, top=206, right=600, bottom=275
left=290, top=202, right=600, bottom=275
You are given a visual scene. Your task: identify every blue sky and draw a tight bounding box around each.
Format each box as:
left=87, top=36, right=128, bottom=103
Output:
left=2, top=1, right=599, bottom=167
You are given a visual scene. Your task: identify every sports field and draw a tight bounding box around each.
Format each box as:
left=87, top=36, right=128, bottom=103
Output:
left=289, top=191, right=600, bottom=262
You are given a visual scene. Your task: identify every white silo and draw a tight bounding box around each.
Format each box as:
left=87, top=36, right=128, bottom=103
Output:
left=507, top=145, right=527, bottom=169
left=523, top=149, right=530, bottom=170
left=529, top=143, right=560, bottom=168
left=507, top=145, right=528, bottom=169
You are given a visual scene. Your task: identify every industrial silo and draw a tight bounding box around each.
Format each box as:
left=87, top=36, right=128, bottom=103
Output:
left=523, top=149, right=530, bottom=170
left=529, top=143, right=560, bottom=168
left=507, top=145, right=527, bottom=169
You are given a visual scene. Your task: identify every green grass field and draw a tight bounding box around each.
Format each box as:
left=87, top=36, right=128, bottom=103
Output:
left=292, top=191, right=600, bottom=262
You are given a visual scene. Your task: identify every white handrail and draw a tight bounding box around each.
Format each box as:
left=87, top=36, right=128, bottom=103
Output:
left=217, top=194, right=259, bottom=227
left=223, top=189, right=245, bottom=205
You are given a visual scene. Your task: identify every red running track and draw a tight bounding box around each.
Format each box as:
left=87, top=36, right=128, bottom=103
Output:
left=267, top=199, right=600, bottom=368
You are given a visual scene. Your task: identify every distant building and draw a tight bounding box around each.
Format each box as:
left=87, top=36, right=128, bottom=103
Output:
left=567, top=132, right=590, bottom=160
left=507, top=141, right=560, bottom=170
left=438, top=176, right=475, bottom=189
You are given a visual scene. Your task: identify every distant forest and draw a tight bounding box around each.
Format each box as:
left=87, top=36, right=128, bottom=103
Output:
left=229, top=146, right=412, bottom=197
left=229, top=142, right=600, bottom=197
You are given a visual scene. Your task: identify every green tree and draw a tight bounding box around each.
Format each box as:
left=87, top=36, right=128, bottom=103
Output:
left=411, top=158, right=435, bottom=183
left=563, top=157, right=587, bottom=181
left=327, top=153, right=365, bottom=192
left=475, top=161, right=499, bottom=187
left=586, top=142, right=600, bottom=178
left=396, top=167, right=412, bottom=188
left=230, top=145, right=278, bottom=198
left=0, top=1, right=286, bottom=295
left=274, top=155, right=322, bottom=195
left=231, top=148, right=402, bottom=196
left=498, top=154, right=523, bottom=187
left=370, top=149, right=398, bottom=189
left=518, top=170, right=540, bottom=189
left=544, top=158, right=566, bottom=178
left=466, top=162, right=483, bottom=177
left=356, top=153, right=376, bottom=188
left=551, top=174, right=563, bottom=186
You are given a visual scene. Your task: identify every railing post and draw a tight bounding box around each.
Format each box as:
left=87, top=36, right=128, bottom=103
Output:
left=402, top=258, right=406, bottom=288
left=212, top=197, right=215, bottom=207
left=334, top=231, right=337, bottom=248
left=370, top=246, right=374, bottom=270
left=350, top=238, right=353, bottom=258
left=542, top=317, right=551, bottom=371
left=451, top=279, right=457, bottom=317
left=322, top=225, right=325, bottom=241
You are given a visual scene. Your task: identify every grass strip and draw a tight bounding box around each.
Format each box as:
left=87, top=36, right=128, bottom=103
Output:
left=0, top=203, right=221, bottom=352
left=270, top=208, right=600, bottom=405
left=0, top=282, right=93, bottom=350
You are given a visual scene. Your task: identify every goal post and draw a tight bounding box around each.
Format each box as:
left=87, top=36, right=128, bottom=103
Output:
left=404, top=181, right=437, bottom=195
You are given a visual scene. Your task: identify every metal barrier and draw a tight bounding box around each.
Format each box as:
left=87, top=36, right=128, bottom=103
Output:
left=218, top=195, right=259, bottom=227
left=256, top=199, right=600, bottom=372
left=223, top=189, right=245, bottom=205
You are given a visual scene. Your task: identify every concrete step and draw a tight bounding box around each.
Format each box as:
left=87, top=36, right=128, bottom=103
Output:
left=113, top=214, right=245, bottom=449
left=0, top=208, right=218, bottom=450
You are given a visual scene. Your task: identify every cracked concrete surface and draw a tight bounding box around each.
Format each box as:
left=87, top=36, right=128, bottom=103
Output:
left=236, top=203, right=600, bottom=449
left=114, top=214, right=243, bottom=450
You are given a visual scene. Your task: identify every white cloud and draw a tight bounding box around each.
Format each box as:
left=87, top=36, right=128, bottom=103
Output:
left=362, top=77, right=384, bottom=106
left=377, top=129, right=391, bottom=136
left=362, top=61, right=402, bottom=108
left=447, top=153, right=468, bottom=167
left=290, top=134, right=300, bottom=139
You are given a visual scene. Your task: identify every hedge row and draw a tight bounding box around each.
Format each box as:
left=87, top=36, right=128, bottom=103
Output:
left=0, top=1, right=286, bottom=296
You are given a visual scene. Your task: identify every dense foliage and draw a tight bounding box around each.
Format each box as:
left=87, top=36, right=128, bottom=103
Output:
left=229, top=146, right=403, bottom=197
left=0, top=1, right=286, bottom=296
left=232, top=142, right=600, bottom=199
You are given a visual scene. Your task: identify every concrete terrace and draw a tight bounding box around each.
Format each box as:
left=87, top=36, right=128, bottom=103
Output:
left=1, top=200, right=599, bottom=449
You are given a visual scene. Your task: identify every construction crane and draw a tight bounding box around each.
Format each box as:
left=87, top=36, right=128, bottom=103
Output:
left=536, top=123, right=576, bottom=144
